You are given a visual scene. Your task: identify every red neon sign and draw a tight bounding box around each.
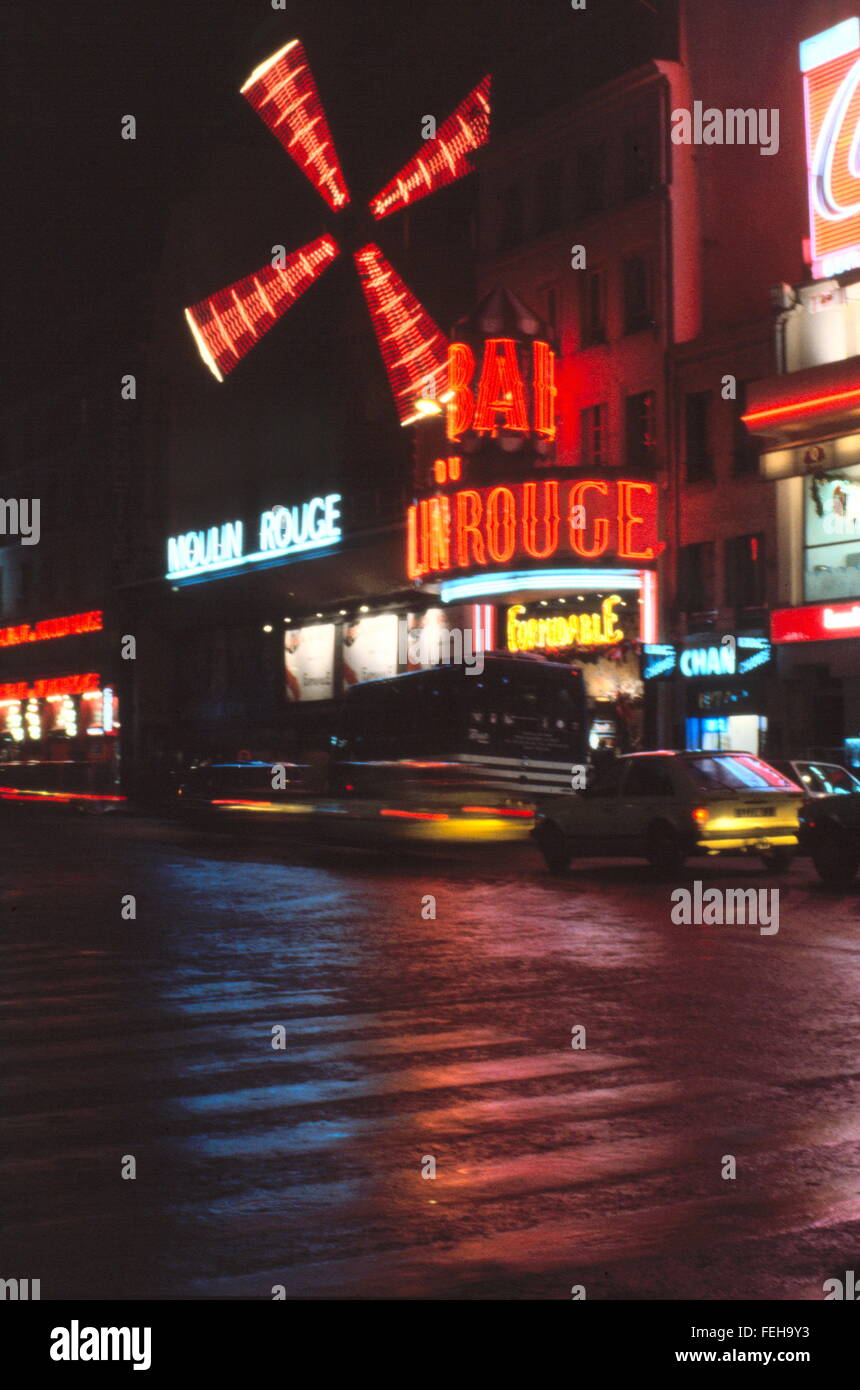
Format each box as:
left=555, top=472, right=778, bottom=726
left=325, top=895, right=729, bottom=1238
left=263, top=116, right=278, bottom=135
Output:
left=742, top=383, right=860, bottom=428
left=0, top=673, right=101, bottom=701
left=803, top=20, right=860, bottom=274
left=370, top=75, right=490, bottom=220
left=184, top=40, right=490, bottom=428
left=0, top=610, right=103, bottom=649
left=446, top=337, right=557, bottom=442
left=406, top=479, right=659, bottom=580
left=772, top=601, right=860, bottom=642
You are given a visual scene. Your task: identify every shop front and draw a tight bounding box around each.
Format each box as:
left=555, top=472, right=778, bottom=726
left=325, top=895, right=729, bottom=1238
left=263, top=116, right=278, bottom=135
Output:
left=0, top=609, right=121, bottom=801
left=643, top=633, right=773, bottom=754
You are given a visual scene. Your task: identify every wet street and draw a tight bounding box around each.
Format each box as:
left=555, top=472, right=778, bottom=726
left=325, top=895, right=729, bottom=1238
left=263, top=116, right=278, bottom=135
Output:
left=2, top=808, right=859, bottom=1301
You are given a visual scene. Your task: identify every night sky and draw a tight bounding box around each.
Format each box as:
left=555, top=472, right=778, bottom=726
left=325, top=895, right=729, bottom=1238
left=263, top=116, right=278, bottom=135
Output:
left=6, top=1, right=663, bottom=391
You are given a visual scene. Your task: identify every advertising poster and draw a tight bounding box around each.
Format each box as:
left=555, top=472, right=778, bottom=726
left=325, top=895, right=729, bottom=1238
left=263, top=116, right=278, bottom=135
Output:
left=341, top=613, right=399, bottom=687
left=284, top=623, right=335, bottom=702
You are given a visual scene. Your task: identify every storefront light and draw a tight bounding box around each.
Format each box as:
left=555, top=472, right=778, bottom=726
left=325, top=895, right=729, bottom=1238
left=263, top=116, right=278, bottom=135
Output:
left=439, top=569, right=644, bottom=602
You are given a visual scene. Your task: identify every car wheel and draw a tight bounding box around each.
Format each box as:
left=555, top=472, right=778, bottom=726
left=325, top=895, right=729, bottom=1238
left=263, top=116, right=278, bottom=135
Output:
left=811, top=836, right=859, bottom=887
left=537, top=823, right=571, bottom=873
left=646, top=823, right=686, bottom=877
left=760, top=847, right=793, bottom=873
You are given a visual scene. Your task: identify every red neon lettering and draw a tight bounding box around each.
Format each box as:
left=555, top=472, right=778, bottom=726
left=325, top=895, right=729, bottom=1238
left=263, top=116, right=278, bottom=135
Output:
left=617, top=480, right=656, bottom=560
left=532, top=340, right=557, bottom=440
left=407, top=504, right=421, bottom=580
left=428, top=496, right=451, bottom=571
left=522, top=481, right=559, bottom=558
left=455, top=490, right=485, bottom=566
left=446, top=342, right=476, bottom=440
left=486, top=486, right=517, bottom=562
left=568, top=480, right=609, bottom=558
left=472, top=338, right=529, bottom=435
left=0, top=610, right=103, bottom=648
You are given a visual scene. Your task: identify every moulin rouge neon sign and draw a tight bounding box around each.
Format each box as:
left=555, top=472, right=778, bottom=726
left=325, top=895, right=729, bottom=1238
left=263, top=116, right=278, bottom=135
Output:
left=446, top=338, right=557, bottom=442
left=407, top=479, right=658, bottom=581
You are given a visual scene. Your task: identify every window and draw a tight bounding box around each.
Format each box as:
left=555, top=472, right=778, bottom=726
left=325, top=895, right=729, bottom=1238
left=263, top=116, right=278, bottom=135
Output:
left=686, top=754, right=795, bottom=792
left=732, top=381, right=758, bottom=475
left=581, top=403, right=609, bottom=468
left=536, top=159, right=564, bottom=235
left=541, top=283, right=560, bottom=334
left=679, top=541, right=716, bottom=619
left=622, top=254, right=653, bottom=333
left=725, top=534, right=766, bottom=615
left=799, top=762, right=860, bottom=794
left=625, top=391, right=657, bottom=471
left=684, top=390, right=713, bottom=483
left=575, top=143, right=607, bottom=218
left=624, top=757, right=675, bottom=796
left=581, top=268, right=605, bottom=344
left=498, top=183, right=523, bottom=250
left=587, top=759, right=628, bottom=796
left=623, top=124, right=657, bottom=199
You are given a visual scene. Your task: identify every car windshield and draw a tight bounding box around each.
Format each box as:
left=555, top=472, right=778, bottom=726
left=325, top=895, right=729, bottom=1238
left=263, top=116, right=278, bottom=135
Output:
left=686, top=754, right=796, bottom=792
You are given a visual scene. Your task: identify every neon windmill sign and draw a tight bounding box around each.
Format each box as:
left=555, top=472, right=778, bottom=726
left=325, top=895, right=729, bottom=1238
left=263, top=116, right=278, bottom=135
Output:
left=802, top=18, right=860, bottom=277
left=183, top=39, right=490, bottom=424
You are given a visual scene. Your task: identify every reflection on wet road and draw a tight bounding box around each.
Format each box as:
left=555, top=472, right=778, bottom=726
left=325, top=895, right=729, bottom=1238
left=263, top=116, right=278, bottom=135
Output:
left=1, top=811, right=859, bottom=1298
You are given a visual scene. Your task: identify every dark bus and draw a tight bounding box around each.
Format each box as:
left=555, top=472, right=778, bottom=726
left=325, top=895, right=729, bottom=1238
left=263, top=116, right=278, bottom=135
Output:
left=332, top=654, right=587, bottom=799
left=177, top=656, right=587, bottom=840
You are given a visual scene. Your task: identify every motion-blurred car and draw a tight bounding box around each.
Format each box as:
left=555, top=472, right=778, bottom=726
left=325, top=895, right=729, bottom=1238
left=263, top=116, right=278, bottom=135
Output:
left=798, top=793, right=860, bottom=885
left=768, top=758, right=860, bottom=801
left=533, top=750, right=803, bottom=875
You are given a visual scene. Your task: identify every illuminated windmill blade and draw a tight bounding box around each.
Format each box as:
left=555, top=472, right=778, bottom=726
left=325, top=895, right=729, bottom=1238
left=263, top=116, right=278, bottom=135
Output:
left=184, top=234, right=340, bottom=380
left=369, top=74, right=491, bottom=220
left=354, top=244, right=449, bottom=426
left=240, top=39, right=350, bottom=210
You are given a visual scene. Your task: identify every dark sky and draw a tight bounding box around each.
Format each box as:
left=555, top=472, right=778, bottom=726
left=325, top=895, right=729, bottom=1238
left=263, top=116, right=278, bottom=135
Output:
left=6, top=2, right=666, bottom=366
left=4, top=1, right=497, bottom=370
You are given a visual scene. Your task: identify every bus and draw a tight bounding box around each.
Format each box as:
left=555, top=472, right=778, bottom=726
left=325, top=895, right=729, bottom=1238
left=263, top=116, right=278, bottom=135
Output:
left=332, top=654, right=587, bottom=799
left=177, top=656, right=587, bottom=842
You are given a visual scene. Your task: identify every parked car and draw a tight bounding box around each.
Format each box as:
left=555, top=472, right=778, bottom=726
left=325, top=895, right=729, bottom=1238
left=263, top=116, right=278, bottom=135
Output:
left=768, top=758, right=860, bottom=801
left=798, top=793, right=860, bottom=885
left=533, top=750, right=803, bottom=875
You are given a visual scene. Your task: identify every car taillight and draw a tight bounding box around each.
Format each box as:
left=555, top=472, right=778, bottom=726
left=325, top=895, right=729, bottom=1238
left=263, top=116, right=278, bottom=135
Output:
left=692, top=806, right=709, bottom=824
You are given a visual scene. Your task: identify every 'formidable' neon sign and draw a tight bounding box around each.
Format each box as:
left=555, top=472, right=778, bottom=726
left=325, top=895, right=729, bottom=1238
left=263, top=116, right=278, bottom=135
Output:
left=507, top=596, right=625, bottom=652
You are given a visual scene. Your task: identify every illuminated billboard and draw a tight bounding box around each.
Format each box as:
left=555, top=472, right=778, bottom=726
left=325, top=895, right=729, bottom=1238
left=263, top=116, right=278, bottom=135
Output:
left=802, top=18, right=860, bottom=277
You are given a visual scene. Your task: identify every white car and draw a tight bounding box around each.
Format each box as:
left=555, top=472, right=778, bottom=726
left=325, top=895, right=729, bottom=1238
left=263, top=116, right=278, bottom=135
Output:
left=533, top=750, right=803, bottom=875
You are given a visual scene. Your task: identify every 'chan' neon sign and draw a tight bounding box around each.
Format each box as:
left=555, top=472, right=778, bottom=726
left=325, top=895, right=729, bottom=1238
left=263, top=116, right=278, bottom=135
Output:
left=446, top=338, right=557, bottom=441
left=406, top=478, right=658, bottom=580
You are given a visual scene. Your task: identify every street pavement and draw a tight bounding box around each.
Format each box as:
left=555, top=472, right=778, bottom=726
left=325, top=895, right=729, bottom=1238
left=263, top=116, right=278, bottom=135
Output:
left=1, top=808, right=858, bottom=1300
